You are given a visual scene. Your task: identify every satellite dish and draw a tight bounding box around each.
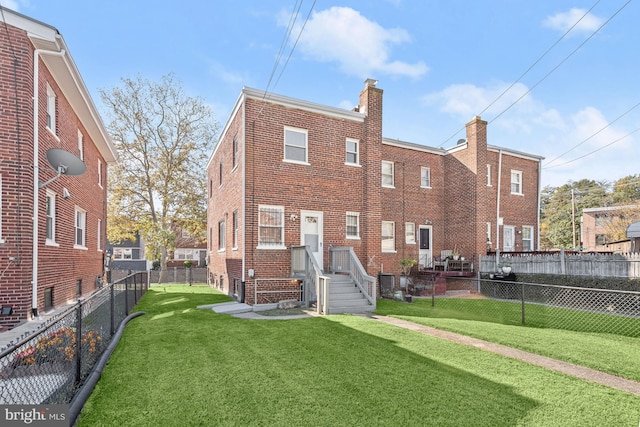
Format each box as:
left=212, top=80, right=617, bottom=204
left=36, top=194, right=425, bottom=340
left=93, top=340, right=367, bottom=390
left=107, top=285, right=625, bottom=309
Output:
left=38, top=148, right=86, bottom=188
left=457, top=139, right=466, bottom=145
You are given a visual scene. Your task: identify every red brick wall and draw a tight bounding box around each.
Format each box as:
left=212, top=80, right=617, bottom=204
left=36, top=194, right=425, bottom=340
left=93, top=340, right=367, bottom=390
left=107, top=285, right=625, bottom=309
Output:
left=0, top=23, right=108, bottom=329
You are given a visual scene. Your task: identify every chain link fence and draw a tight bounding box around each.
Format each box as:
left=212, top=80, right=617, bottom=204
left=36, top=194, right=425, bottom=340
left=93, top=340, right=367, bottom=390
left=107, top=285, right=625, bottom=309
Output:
left=424, top=277, right=640, bottom=337
left=0, top=272, right=148, bottom=404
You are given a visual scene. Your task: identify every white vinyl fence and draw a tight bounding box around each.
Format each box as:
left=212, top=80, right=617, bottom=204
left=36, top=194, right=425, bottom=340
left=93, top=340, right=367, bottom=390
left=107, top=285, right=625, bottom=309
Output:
left=480, top=252, right=640, bottom=278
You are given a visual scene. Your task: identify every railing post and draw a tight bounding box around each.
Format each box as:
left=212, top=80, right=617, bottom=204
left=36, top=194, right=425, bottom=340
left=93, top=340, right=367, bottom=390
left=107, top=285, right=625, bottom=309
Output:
left=521, top=283, right=526, bottom=325
left=75, top=302, right=82, bottom=385
left=110, top=283, right=115, bottom=337
left=134, top=273, right=138, bottom=305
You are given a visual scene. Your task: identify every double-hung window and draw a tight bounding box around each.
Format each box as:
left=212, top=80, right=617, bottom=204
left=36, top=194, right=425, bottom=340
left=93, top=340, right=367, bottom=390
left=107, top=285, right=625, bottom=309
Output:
left=232, top=135, right=239, bottom=169
left=284, top=127, right=308, bottom=164
left=486, top=164, right=492, bottom=186
left=98, top=159, right=103, bottom=188
left=218, top=220, right=226, bottom=250
left=78, top=130, right=84, bottom=160
left=381, top=221, right=395, bottom=252
left=346, top=212, right=360, bottom=239
left=46, top=84, right=56, bottom=134
left=522, top=225, right=534, bottom=251
left=74, top=207, right=87, bottom=248
left=405, top=222, right=416, bottom=244
left=232, top=210, right=239, bottom=249
left=346, top=138, right=359, bottom=165
left=511, top=170, right=523, bottom=195
left=258, top=205, right=285, bottom=248
left=381, top=161, right=394, bottom=187
left=46, top=190, right=56, bottom=245
left=420, top=167, right=431, bottom=188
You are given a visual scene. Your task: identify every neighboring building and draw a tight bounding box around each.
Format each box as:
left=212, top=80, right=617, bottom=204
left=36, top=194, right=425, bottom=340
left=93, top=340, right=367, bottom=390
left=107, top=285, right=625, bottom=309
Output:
left=0, top=8, right=116, bottom=330
left=168, top=225, right=207, bottom=268
left=107, top=233, right=150, bottom=272
left=206, top=80, right=543, bottom=310
left=581, top=205, right=640, bottom=253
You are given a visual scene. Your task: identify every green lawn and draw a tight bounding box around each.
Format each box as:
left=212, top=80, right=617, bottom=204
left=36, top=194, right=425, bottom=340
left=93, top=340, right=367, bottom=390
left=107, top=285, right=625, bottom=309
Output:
left=77, top=285, right=640, bottom=426
left=376, top=298, right=640, bottom=381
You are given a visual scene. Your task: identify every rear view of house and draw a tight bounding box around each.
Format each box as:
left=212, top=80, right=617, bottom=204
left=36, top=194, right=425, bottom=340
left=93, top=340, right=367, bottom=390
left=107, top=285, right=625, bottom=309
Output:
left=207, top=79, right=542, bottom=313
left=0, top=8, right=116, bottom=330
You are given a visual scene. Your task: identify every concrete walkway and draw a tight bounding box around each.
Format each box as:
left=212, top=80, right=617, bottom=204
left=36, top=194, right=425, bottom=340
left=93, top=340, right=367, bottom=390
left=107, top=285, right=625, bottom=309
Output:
left=370, top=315, right=640, bottom=396
left=0, top=303, right=76, bottom=352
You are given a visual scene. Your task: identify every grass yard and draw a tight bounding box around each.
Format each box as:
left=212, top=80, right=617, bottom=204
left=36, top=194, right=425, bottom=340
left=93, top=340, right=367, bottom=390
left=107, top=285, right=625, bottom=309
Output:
left=77, top=285, right=640, bottom=426
left=376, top=298, right=640, bottom=382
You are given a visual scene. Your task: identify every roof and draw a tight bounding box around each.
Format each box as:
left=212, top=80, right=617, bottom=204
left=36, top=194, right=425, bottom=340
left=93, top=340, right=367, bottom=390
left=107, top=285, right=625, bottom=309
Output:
left=1, top=6, right=117, bottom=163
left=627, top=221, right=640, bottom=238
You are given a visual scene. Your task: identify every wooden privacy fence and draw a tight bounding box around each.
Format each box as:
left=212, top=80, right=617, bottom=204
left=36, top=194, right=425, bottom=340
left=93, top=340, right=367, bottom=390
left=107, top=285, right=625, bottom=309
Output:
left=480, top=252, right=640, bottom=278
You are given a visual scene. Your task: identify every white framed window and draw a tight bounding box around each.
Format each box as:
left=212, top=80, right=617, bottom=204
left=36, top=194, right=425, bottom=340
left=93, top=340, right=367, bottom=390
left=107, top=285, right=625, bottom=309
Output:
left=46, top=83, right=56, bottom=133
left=346, top=138, right=359, bottom=165
left=182, top=229, right=191, bottom=238
left=381, top=161, right=394, bottom=188
left=219, top=161, right=223, bottom=186
left=218, top=220, right=226, bottom=250
left=487, top=164, right=492, bottom=186
left=486, top=222, right=492, bottom=245
left=284, top=126, right=308, bottom=164
left=45, top=190, right=57, bottom=245
left=511, top=170, right=523, bottom=195
left=174, top=248, right=196, bottom=260
left=74, top=207, right=87, bottom=248
left=78, top=130, right=84, bottom=160
left=381, top=221, right=395, bottom=252
left=405, top=222, right=416, bottom=244
left=258, top=205, right=285, bottom=248
left=522, top=225, right=534, bottom=251
left=114, top=248, right=133, bottom=259
left=233, top=210, right=239, bottom=249
left=98, top=159, right=103, bottom=188
left=346, top=212, right=360, bottom=239
left=420, top=167, right=431, bottom=188
left=97, top=219, right=102, bottom=251
left=232, top=135, right=239, bottom=169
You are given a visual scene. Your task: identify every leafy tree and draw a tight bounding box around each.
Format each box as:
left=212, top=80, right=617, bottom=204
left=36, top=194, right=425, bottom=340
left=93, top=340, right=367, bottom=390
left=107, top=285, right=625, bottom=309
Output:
left=102, top=74, right=218, bottom=277
left=610, top=174, right=640, bottom=204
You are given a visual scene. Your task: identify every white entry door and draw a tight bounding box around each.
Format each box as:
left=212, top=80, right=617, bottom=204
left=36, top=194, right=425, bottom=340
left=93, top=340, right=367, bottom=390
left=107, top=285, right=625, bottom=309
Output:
left=301, top=211, right=323, bottom=269
left=418, top=225, right=432, bottom=269
left=503, top=225, right=515, bottom=252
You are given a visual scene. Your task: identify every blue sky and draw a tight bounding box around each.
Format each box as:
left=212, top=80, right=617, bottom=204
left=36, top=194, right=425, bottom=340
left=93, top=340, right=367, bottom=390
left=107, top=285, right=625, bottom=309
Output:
left=3, top=0, right=638, bottom=187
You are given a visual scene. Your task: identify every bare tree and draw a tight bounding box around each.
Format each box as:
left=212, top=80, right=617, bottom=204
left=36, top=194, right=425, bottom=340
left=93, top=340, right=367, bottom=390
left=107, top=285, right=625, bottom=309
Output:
left=102, top=74, right=218, bottom=279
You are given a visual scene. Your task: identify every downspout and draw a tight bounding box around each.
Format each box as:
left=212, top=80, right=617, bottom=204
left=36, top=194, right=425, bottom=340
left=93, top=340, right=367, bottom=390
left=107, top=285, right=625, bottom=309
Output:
left=495, top=149, right=503, bottom=266
left=32, top=48, right=66, bottom=317
left=537, top=159, right=542, bottom=250
left=241, top=100, right=246, bottom=303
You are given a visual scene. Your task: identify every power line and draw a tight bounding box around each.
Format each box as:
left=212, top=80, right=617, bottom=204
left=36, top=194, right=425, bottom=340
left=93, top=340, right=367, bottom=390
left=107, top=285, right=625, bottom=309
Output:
left=438, top=1, right=603, bottom=148
left=544, top=100, right=640, bottom=167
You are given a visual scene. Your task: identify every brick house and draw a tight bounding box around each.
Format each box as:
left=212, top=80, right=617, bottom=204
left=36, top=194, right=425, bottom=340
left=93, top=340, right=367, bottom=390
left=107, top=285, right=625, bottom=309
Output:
left=207, top=79, right=542, bottom=312
left=0, top=8, right=116, bottom=329
left=581, top=206, right=639, bottom=253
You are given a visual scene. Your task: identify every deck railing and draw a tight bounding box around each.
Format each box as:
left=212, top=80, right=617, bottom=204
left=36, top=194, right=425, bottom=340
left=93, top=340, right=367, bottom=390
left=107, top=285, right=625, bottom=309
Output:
left=330, top=246, right=376, bottom=307
left=291, top=246, right=331, bottom=313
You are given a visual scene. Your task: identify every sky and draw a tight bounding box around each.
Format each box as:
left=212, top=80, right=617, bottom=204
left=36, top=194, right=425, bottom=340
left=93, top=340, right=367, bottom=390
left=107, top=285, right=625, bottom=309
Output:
left=2, top=0, right=638, bottom=188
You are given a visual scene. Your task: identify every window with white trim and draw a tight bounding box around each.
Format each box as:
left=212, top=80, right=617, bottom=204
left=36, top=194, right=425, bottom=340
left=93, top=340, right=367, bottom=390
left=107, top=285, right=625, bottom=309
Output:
left=175, top=248, right=198, bottom=260
left=487, top=164, right=492, bottom=186
left=258, top=205, right=285, bottom=248
left=522, top=225, right=534, bottom=251
left=381, top=221, right=395, bottom=252
left=511, top=170, right=523, bottom=195
left=232, top=210, right=239, bottom=249
left=74, top=207, right=87, bottom=248
left=46, top=190, right=56, bottom=244
left=346, top=212, right=360, bottom=239
left=113, top=248, right=132, bottom=259
left=486, top=222, right=492, bottom=245
left=284, top=127, right=308, bottom=163
left=405, top=222, right=416, bottom=244
left=78, top=130, right=84, bottom=160
left=97, top=219, right=102, bottom=251
left=420, top=167, right=431, bottom=188
left=346, top=138, right=359, bottom=165
left=98, top=159, right=103, bottom=188
left=233, top=134, right=239, bottom=169
left=218, top=220, right=225, bottom=250
left=381, top=161, right=394, bottom=188
left=46, top=84, right=56, bottom=133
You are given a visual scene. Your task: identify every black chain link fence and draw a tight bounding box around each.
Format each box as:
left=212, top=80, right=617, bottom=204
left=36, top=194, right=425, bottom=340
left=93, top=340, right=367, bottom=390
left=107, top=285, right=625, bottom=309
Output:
left=422, top=277, right=640, bottom=337
left=0, top=272, right=148, bottom=404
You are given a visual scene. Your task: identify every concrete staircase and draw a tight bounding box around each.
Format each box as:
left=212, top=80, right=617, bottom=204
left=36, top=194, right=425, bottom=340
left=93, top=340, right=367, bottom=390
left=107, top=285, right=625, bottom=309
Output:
left=326, top=274, right=375, bottom=314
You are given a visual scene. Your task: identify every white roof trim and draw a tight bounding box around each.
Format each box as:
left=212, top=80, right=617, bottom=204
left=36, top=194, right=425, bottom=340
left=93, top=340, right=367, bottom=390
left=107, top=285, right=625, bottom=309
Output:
left=488, top=145, right=545, bottom=161
left=382, top=137, right=446, bottom=155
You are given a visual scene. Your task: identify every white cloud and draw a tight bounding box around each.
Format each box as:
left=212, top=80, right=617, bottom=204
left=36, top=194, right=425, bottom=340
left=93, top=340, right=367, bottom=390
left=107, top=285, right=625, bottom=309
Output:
left=207, top=61, right=246, bottom=84
left=0, top=0, right=21, bottom=11
left=543, top=8, right=604, bottom=34
left=278, top=6, right=427, bottom=79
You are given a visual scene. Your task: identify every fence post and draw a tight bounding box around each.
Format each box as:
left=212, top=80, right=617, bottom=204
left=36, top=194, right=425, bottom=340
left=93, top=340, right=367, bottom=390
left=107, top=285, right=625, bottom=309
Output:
left=124, top=276, right=129, bottom=316
left=521, top=283, right=526, bottom=325
left=134, top=273, right=138, bottom=305
left=110, top=284, right=115, bottom=337
left=75, top=302, right=82, bottom=385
